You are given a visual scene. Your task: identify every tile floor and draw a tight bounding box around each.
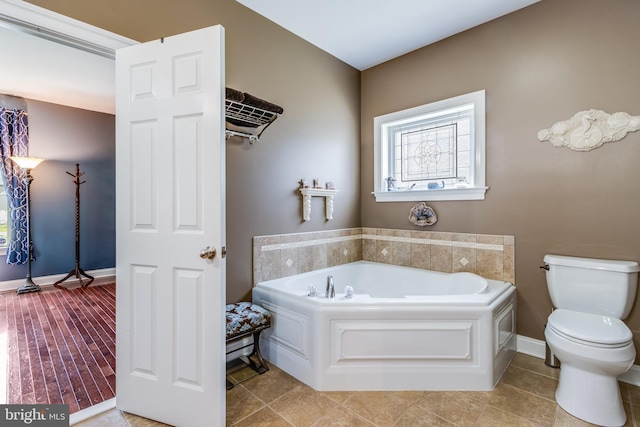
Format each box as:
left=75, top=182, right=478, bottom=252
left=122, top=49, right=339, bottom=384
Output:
left=77, top=353, right=640, bottom=426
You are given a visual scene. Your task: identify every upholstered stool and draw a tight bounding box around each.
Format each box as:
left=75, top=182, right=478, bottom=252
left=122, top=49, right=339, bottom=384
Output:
left=225, top=302, right=271, bottom=389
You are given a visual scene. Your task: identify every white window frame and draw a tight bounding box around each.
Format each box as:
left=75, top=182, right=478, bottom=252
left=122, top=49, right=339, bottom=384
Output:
left=373, top=90, right=487, bottom=202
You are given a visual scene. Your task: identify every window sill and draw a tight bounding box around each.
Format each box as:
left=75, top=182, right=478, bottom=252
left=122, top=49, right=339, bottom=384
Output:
left=372, top=187, right=488, bottom=202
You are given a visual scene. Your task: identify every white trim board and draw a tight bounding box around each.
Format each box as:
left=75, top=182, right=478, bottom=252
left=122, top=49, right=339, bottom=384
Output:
left=69, top=397, right=116, bottom=426
left=0, top=0, right=136, bottom=54
left=516, top=334, right=640, bottom=387
left=0, top=268, right=115, bottom=293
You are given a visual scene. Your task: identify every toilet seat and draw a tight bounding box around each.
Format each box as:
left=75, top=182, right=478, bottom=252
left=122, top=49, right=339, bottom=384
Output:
left=547, top=309, right=632, bottom=348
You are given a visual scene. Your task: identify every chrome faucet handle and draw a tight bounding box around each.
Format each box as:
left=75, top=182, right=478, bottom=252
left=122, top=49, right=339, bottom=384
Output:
left=307, top=284, right=317, bottom=297
left=326, top=275, right=335, bottom=298
left=344, top=285, right=354, bottom=299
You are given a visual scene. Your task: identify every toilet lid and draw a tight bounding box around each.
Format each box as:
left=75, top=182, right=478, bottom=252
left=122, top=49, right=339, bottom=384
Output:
left=548, top=309, right=632, bottom=347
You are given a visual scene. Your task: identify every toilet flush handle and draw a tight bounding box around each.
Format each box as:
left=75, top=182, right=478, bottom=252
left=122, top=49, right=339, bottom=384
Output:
left=539, top=264, right=550, bottom=271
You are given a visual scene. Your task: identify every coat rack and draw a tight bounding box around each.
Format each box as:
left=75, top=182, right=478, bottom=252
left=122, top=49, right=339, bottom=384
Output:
left=53, top=164, right=94, bottom=289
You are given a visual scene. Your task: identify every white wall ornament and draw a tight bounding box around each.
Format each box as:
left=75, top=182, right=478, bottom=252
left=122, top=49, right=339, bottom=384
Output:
left=537, top=109, right=640, bottom=151
left=300, top=188, right=338, bottom=221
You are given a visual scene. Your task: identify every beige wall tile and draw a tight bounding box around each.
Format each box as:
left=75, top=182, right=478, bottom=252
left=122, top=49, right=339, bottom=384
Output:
left=452, top=246, right=477, bottom=273
left=260, top=249, right=281, bottom=282
left=296, top=231, right=318, bottom=242
left=477, top=249, right=504, bottom=281
left=253, top=235, right=280, bottom=246
left=327, top=241, right=345, bottom=267
left=349, top=239, right=362, bottom=263
left=411, top=230, right=431, bottom=241
left=252, top=245, right=262, bottom=282
left=453, top=233, right=477, bottom=243
left=431, top=231, right=453, bottom=242
left=280, top=247, right=298, bottom=278
left=504, top=245, right=515, bottom=284
left=297, top=244, right=316, bottom=274
left=377, top=228, right=395, bottom=237
left=252, top=229, right=515, bottom=285
left=477, top=234, right=504, bottom=245
left=431, top=244, right=453, bottom=273
left=411, top=243, right=431, bottom=269
left=392, top=229, right=411, bottom=238
left=280, top=233, right=298, bottom=244
left=362, top=227, right=377, bottom=236
left=392, top=241, right=411, bottom=267
left=362, top=238, right=376, bottom=261
left=375, top=239, right=393, bottom=264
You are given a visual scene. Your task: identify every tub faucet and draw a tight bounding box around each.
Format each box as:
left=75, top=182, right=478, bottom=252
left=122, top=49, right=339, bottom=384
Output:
left=326, top=275, right=335, bottom=298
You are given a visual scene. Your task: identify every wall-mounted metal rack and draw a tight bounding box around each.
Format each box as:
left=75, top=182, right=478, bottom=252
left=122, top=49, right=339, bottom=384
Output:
left=225, top=89, right=283, bottom=144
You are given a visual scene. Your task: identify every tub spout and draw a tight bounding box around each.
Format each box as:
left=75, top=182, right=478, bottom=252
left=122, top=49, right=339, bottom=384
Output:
left=326, top=275, right=335, bottom=299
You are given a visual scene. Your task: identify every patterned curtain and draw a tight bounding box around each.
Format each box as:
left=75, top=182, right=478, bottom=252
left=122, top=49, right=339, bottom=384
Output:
left=0, top=108, right=29, bottom=265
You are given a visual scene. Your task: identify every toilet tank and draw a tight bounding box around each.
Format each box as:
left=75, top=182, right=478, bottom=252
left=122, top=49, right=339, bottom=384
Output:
left=544, top=254, right=640, bottom=319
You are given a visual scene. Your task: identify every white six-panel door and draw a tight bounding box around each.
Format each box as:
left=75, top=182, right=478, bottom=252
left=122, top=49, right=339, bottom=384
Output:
left=115, top=26, right=226, bottom=426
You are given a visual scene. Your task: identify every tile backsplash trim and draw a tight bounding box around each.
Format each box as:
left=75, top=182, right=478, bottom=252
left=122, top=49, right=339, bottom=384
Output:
left=253, top=228, right=515, bottom=285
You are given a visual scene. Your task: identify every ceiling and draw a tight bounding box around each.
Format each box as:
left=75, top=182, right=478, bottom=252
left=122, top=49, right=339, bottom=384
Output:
left=237, top=0, right=540, bottom=70
left=0, top=0, right=136, bottom=114
left=0, top=25, right=116, bottom=114
left=1, top=0, right=541, bottom=114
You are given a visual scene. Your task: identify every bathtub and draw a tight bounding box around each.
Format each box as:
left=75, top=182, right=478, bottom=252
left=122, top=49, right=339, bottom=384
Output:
left=252, top=261, right=517, bottom=391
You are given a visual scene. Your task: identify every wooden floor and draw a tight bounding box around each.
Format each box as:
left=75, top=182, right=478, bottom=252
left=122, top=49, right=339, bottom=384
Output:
left=0, top=283, right=116, bottom=413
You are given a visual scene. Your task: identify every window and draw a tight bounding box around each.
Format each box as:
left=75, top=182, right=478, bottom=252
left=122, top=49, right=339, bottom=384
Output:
left=373, top=90, right=487, bottom=202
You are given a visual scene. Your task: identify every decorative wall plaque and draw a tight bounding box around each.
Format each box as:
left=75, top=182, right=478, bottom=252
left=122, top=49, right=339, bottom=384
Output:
left=409, top=202, right=437, bottom=226
left=538, top=109, right=640, bottom=151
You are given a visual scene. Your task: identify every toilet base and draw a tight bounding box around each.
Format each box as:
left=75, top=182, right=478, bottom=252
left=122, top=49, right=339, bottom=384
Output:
left=556, top=364, right=626, bottom=427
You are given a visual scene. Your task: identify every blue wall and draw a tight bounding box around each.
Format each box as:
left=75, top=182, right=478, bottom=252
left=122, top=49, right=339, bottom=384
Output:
left=0, top=99, right=115, bottom=282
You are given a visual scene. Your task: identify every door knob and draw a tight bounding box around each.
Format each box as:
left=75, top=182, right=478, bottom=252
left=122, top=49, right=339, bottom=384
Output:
left=200, top=246, right=217, bottom=260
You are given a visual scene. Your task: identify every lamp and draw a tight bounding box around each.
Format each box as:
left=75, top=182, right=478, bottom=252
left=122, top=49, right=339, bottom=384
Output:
left=10, top=156, right=44, bottom=294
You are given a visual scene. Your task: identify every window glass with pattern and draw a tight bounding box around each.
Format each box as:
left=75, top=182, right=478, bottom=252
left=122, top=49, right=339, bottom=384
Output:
left=373, top=90, right=487, bottom=202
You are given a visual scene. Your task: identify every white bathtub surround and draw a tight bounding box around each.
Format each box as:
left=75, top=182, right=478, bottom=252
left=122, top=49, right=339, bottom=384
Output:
left=253, top=228, right=514, bottom=286
left=252, top=261, right=517, bottom=391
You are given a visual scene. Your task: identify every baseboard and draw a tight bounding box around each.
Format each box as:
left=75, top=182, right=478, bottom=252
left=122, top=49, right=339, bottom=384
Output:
left=69, top=397, right=116, bottom=425
left=516, top=335, right=546, bottom=359
left=516, top=334, right=640, bottom=387
left=0, top=268, right=116, bottom=293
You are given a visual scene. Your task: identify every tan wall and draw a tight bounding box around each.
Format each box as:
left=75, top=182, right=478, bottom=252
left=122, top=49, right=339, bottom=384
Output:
left=25, top=0, right=362, bottom=303
left=360, top=0, right=640, bottom=349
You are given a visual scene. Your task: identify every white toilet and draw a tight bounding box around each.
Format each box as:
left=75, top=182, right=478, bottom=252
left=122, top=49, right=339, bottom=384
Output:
left=543, top=254, right=639, bottom=427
